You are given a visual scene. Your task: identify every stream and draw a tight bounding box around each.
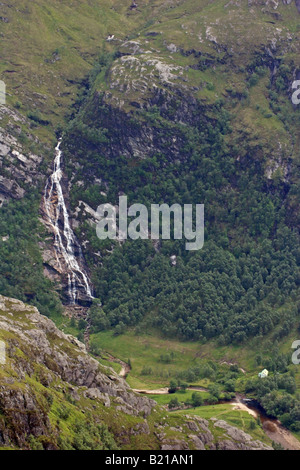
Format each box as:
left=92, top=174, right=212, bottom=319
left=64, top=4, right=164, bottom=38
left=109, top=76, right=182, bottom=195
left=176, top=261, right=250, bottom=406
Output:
left=231, top=396, right=300, bottom=450
left=131, top=382, right=300, bottom=450
left=44, top=140, right=93, bottom=304
left=203, top=394, right=300, bottom=450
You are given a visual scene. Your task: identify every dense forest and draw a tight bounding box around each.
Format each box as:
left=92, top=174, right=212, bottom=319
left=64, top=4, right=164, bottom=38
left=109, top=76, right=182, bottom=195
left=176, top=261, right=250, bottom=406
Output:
left=0, top=194, right=62, bottom=318
left=62, top=52, right=300, bottom=345
left=1, top=0, right=300, bottom=448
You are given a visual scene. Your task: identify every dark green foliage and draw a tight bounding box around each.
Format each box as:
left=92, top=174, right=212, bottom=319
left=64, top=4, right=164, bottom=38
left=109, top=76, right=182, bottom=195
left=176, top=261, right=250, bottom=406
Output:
left=208, top=384, right=221, bottom=401
left=168, top=397, right=180, bottom=409
left=141, top=366, right=153, bottom=376
left=169, top=379, right=178, bottom=393
left=77, top=331, right=84, bottom=342
left=191, top=392, right=204, bottom=407
left=72, top=421, right=117, bottom=450
left=0, top=194, right=62, bottom=318
left=62, top=51, right=299, bottom=345
left=175, top=361, right=220, bottom=384
left=28, top=435, right=44, bottom=450
left=87, top=233, right=299, bottom=344
left=179, top=382, right=188, bottom=391
left=57, top=404, right=71, bottom=420
left=245, top=370, right=300, bottom=432
left=57, top=418, right=118, bottom=450
left=248, top=420, right=257, bottom=430
left=27, top=111, right=50, bottom=126
left=159, top=352, right=175, bottom=364
left=78, top=319, right=88, bottom=330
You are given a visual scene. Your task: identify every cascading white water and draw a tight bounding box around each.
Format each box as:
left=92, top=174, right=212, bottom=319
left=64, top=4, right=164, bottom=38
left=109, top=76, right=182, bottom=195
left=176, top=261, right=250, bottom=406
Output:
left=44, top=140, right=93, bottom=304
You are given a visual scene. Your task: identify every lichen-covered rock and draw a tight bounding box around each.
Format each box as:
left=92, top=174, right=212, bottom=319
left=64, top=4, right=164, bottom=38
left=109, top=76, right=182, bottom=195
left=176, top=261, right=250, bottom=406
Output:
left=214, top=420, right=273, bottom=450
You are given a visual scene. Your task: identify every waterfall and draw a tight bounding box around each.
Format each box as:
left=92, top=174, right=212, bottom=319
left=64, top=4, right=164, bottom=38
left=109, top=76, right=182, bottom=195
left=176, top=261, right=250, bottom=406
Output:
left=44, top=140, right=93, bottom=304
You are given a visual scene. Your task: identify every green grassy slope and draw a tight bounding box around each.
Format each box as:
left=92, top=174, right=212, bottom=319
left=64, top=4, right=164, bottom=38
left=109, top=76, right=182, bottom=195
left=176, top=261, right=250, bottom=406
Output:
left=1, top=0, right=300, bottom=442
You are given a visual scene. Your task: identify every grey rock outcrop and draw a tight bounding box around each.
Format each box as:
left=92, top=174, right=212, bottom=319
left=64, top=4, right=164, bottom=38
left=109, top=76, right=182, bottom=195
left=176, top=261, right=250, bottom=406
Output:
left=0, top=295, right=155, bottom=417
left=0, top=107, right=43, bottom=206
left=214, top=420, right=272, bottom=450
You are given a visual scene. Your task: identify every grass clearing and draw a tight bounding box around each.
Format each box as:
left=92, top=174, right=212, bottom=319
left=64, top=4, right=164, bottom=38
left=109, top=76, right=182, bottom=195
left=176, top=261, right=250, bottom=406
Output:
left=90, top=328, right=265, bottom=390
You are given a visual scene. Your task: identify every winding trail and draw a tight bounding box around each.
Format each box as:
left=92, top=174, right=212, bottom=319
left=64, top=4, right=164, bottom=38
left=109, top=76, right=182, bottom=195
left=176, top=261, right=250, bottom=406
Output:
left=132, top=386, right=209, bottom=395
left=106, top=353, right=131, bottom=378
left=119, top=362, right=131, bottom=378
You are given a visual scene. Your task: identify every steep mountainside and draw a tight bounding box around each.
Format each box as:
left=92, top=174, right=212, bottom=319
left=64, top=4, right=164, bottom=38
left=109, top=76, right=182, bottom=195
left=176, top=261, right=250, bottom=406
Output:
left=0, top=0, right=300, bottom=447
left=0, top=0, right=299, bottom=327
left=0, top=295, right=272, bottom=450
left=62, top=0, right=300, bottom=343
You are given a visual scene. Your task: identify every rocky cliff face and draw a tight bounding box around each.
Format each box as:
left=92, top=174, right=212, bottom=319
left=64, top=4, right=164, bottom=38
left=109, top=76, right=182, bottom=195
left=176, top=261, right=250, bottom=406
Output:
left=62, top=0, right=300, bottom=293
left=0, top=106, right=44, bottom=206
left=0, top=0, right=299, bottom=303
left=0, top=295, right=272, bottom=450
left=0, top=0, right=299, bottom=450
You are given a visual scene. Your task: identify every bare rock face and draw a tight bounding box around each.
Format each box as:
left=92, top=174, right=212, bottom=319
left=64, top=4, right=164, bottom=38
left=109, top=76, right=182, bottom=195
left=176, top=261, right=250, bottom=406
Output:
left=213, top=420, right=272, bottom=450
left=0, top=388, right=51, bottom=447
left=0, top=295, right=158, bottom=448
left=0, top=295, right=155, bottom=414
left=0, top=107, right=43, bottom=206
left=282, top=0, right=300, bottom=12
left=0, top=174, right=25, bottom=204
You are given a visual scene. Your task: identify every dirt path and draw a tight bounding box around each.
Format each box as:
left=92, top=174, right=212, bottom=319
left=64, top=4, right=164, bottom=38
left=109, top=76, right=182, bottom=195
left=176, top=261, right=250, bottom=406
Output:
left=132, top=386, right=209, bottom=395
left=133, top=387, right=170, bottom=395
left=106, top=353, right=131, bottom=378
left=231, top=400, right=258, bottom=418
left=119, top=362, right=131, bottom=378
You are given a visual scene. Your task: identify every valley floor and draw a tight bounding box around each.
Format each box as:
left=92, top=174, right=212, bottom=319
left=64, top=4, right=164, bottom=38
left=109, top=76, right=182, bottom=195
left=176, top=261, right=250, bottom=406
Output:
left=83, top=327, right=300, bottom=450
